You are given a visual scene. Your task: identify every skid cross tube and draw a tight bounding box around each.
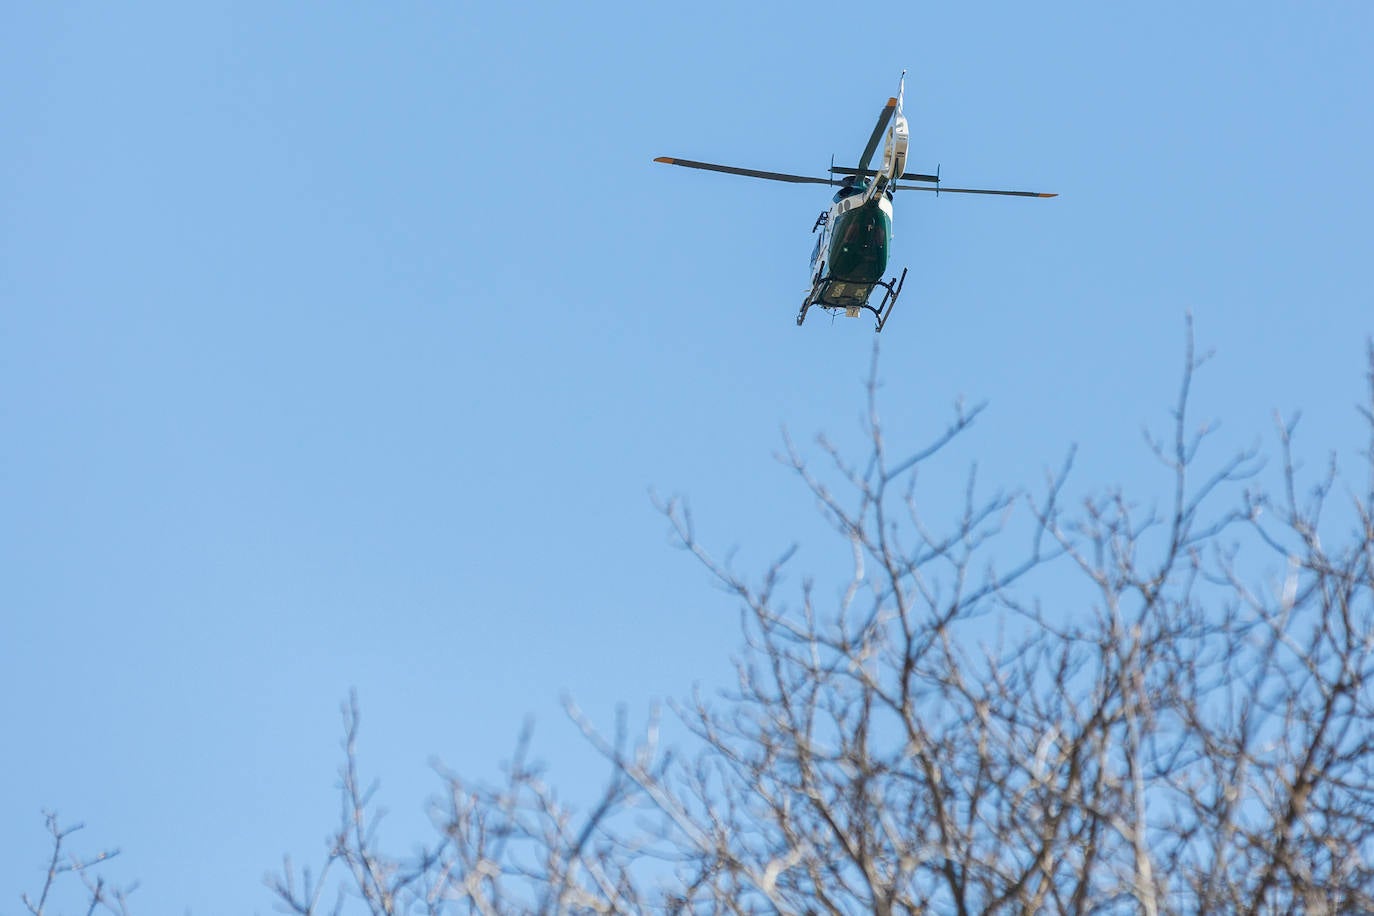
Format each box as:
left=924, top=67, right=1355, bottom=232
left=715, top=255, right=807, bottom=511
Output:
left=796, top=267, right=907, bottom=333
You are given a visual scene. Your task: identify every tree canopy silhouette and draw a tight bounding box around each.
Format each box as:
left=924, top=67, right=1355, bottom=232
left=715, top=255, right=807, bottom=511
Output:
left=26, top=334, right=1374, bottom=915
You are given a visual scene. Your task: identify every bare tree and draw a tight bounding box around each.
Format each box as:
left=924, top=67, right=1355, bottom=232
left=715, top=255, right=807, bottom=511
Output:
left=18, top=813, right=133, bottom=916
left=267, top=329, right=1374, bottom=915
left=25, top=332, right=1374, bottom=915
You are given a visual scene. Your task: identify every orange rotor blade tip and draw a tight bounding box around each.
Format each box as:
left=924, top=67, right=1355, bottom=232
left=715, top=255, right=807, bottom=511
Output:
left=654, top=156, right=674, bottom=163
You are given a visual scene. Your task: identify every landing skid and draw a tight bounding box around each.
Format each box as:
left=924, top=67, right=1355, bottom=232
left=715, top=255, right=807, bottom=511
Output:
left=796, top=266, right=907, bottom=333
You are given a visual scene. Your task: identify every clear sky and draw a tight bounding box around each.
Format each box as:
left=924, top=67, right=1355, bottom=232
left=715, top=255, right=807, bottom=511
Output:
left=4, top=2, right=1372, bottom=912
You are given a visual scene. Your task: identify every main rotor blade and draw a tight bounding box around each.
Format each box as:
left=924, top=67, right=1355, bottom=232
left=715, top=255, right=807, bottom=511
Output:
left=833, top=166, right=940, bottom=184
left=654, top=157, right=831, bottom=185
left=856, top=97, right=897, bottom=174
left=896, top=185, right=1058, bottom=198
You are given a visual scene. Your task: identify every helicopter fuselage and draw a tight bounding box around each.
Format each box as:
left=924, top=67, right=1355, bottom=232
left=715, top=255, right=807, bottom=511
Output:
left=807, top=184, right=894, bottom=310
left=814, top=190, right=892, bottom=282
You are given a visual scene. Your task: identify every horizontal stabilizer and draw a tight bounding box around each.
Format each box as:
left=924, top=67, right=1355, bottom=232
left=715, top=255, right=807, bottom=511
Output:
left=832, top=166, right=940, bottom=184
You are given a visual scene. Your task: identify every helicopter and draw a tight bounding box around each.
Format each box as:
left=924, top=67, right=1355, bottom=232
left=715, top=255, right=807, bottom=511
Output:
left=655, top=73, right=1056, bottom=332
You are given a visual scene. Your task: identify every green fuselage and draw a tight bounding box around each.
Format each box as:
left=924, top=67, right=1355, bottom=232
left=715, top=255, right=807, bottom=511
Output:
left=825, top=197, right=892, bottom=284
left=805, top=181, right=897, bottom=312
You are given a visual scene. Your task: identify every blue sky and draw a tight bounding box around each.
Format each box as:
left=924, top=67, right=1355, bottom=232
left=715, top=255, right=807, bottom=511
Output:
left=4, top=2, right=1372, bottom=912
